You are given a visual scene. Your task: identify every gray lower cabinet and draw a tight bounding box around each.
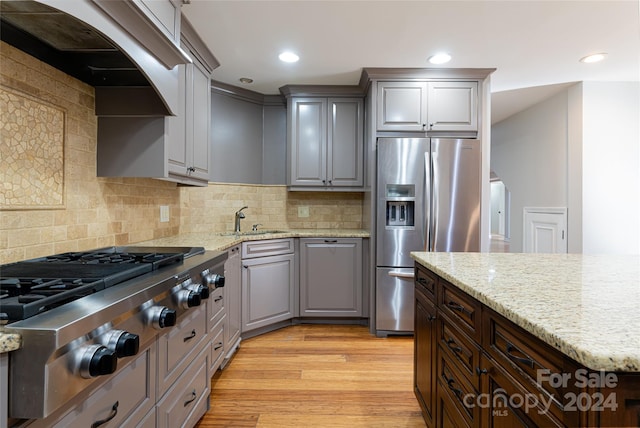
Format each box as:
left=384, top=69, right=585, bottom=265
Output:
left=156, top=345, right=210, bottom=428
left=241, top=239, right=296, bottom=332
left=299, top=238, right=363, bottom=317
left=28, top=344, right=157, bottom=428
left=222, top=245, right=242, bottom=366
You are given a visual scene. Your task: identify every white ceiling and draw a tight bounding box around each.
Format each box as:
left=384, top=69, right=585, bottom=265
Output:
left=182, top=0, right=640, bottom=124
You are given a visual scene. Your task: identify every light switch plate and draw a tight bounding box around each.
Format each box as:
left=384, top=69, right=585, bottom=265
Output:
left=298, top=206, right=310, bottom=218
left=160, top=205, right=170, bottom=222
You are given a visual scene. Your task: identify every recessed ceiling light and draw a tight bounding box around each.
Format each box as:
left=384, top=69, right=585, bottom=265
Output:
left=279, top=51, right=299, bottom=63
left=580, top=53, right=608, bottom=63
left=239, top=77, right=253, bottom=84
left=428, top=53, right=452, bottom=65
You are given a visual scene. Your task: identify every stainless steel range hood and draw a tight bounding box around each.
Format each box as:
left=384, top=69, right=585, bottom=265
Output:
left=0, top=0, right=189, bottom=116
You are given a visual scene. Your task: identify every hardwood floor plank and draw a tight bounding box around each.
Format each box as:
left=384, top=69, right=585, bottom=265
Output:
left=195, top=324, right=426, bottom=428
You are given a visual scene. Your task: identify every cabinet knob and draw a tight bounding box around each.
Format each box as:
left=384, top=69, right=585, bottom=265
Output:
left=476, top=367, right=488, bottom=375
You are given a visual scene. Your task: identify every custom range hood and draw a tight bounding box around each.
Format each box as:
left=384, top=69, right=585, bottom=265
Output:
left=0, top=0, right=191, bottom=116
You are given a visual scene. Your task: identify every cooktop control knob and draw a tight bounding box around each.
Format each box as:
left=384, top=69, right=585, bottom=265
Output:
left=185, top=282, right=210, bottom=300
left=203, top=271, right=225, bottom=289
left=174, top=289, right=201, bottom=309
left=147, top=306, right=177, bottom=329
left=100, top=330, right=140, bottom=358
left=78, top=344, right=117, bottom=379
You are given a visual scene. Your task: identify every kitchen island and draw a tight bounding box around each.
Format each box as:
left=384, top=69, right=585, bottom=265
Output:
left=411, top=252, right=640, bottom=427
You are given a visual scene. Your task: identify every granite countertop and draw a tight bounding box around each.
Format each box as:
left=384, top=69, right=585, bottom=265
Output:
left=410, top=252, right=640, bottom=372
left=0, top=229, right=369, bottom=353
left=133, top=228, right=370, bottom=252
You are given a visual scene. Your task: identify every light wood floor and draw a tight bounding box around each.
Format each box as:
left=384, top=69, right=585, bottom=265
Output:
left=195, top=324, right=426, bottom=428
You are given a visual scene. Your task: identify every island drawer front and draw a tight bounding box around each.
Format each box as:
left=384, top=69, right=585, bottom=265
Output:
left=482, top=308, right=577, bottom=425
left=415, top=264, right=437, bottom=302
left=437, top=352, right=478, bottom=425
left=439, top=314, right=482, bottom=391
left=480, top=354, right=565, bottom=428
left=242, top=238, right=294, bottom=258
left=439, top=280, right=482, bottom=341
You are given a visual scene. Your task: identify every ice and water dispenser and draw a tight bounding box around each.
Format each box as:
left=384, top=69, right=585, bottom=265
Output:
left=385, top=184, right=415, bottom=228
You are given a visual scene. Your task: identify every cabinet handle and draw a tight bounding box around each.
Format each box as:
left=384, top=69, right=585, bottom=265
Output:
left=446, top=338, right=462, bottom=354
left=506, top=342, right=535, bottom=368
left=184, top=389, right=197, bottom=407
left=183, top=329, right=197, bottom=342
left=447, top=300, right=472, bottom=316
left=428, top=315, right=436, bottom=322
left=417, top=277, right=430, bottom=285
left=214, top=296, right=223, bottom=302
left=91, top=401, right=119, bottom=428
left=446, top=377, right=463, bottom=400
left=214, top=342, right=223, bottom=351
left=324, top=239, right=338, bottom=243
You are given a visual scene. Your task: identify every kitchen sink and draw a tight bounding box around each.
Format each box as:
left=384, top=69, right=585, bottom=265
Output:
left=219, top=230, right=288, bottom=237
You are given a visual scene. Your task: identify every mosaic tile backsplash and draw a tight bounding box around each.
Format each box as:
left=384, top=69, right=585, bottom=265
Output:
left=1, top=85, right=65, bottom=208
left=0, top=42, right=363, bottom=264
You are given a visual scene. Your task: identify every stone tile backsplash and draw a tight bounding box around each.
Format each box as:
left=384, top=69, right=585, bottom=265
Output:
left=0, top=42, right=363, bottom=264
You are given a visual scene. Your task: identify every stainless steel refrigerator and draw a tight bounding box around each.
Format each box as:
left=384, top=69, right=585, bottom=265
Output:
left=376, top=137, right=481, bottom=333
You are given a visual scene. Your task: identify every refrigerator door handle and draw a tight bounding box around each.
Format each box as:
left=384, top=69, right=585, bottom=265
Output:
left=424, top=151, right=432, bottom=252
left=388, top=271, right=415, bottom=279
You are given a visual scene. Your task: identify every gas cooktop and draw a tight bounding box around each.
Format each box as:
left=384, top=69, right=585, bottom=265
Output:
left=0, top=246, right=204, bottom=323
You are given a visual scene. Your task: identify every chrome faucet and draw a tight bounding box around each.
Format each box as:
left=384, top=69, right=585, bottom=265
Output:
left=234, top=206, right=248, bottom=232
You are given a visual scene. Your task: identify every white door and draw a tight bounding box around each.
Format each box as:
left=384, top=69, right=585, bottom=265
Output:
left=523, top=208, right=567, bottom=253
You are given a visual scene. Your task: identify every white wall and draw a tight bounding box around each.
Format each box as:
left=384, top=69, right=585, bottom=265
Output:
left=581, top=82, right=640, bottom=255
left=492, top=81, right=640, bottom=255
left=491, top=91, right=569, bottom=252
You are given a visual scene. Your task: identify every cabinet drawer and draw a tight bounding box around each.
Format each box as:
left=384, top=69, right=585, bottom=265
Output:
left=415, top=265, right=437, bottom=302
left=45, top=345, right=156, bottom=428
left=439, top=316, right=481, bottom=391
left=483, top=308, right=577, bottom=424
left=242, top=238, right=294, bottom=258
left=439, top=280, right=481, bottom=341
left=437, top=353, right=478, bottom=425
left=210, top=316, right=225, bottom=373
left=208, top=286, right=225, bottom=325
left=158, top=305, right=208, bottom=395
left=157, top=346, right=210, bottom=428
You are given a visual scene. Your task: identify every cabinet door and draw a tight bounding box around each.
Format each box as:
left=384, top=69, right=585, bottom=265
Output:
left=299, top=238, right=362, bottom=317
left=427, top=81, right=478, bottom=132
left=328, top=98, right=363, bottom=187
left=414, top=290, right=437, bottom=426
left=189, top=60, right=211, bottom=181
left=376, top=81, right=427, bottom=131
left=224, top=246, right=242, bottom=358
left=168, top=59, right=211, bottom=182
left=167, top=63, right=188, bottom=175
left=242, top=253, right=295, bottom=332
left=289, top=98, right=327, bottom=186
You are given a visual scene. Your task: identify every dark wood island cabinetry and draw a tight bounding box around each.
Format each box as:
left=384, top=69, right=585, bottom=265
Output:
left=412, top=254, right=640, bottom=428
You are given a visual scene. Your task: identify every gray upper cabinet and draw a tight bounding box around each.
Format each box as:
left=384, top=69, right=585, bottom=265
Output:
left=166, top=55, right=211, bottom=183
left=288, top=96, right=363, bottom=189
left=427, top=81, right=478, bottom=132
left=95, top=16, right=218, bottom=186
left=376, top=80, right=478, bottom=133
left=299, top=238, right=363, bottom=317
left=376, top=81, right=427, bottom=131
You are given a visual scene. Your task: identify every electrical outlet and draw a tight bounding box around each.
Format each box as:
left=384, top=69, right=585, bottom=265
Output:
left=160, top=205, right=170, bottom=222
left=298, top=206, right=310, bottom=218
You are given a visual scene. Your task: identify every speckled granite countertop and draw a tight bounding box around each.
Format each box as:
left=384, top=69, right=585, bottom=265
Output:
left=133, top=229, right=370, bottom=252
left=410, top=252, right=640, bottom=372
left=0, top=229, right=369, bottom=353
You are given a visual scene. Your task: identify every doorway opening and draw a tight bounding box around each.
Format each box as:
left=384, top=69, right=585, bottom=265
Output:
left=490, top=173, right=511, bottom=252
